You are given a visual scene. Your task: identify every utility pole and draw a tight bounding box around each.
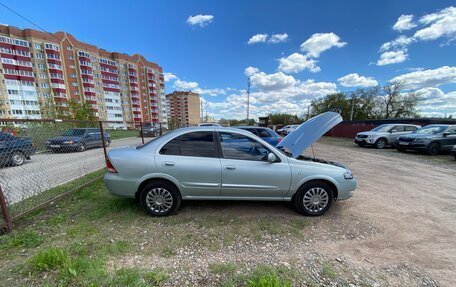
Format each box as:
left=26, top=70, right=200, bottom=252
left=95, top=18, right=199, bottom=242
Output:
left=200, top=99, right=203, bottom=122
left=350, top=94, right=355, bottom=121
left=246, top=77, right=251, bottom=125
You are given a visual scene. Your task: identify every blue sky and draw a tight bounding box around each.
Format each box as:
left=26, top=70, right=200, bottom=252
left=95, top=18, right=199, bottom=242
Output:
left=1, top=0, right=456, bottom=119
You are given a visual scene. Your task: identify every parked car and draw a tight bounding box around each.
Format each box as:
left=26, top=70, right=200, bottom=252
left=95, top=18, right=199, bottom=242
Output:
left=140, top=126, right=160, bottom=137
left=395, top=124, right=456, bottom=155
left=235, top=126, right=282, bottom=146
left=277, top=124, right=300, bottom=135
left=451, top=145, right=456, bottom=160
left=0, top=132, right=36, bottom=166
left=198, top=123, right=220, bottom=127
left=104, top=112, right=356, bottom=217
left=45, top=128, right=111, bottom=152
left=354, top=124, right=421, bottom=149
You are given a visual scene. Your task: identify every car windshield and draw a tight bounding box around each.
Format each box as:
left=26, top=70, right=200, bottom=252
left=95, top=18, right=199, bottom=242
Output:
left=371, top=125, right=393, bottom=132
left=414, top=126, right=448, bottom=134
left=62, top=129, right=86, bottom=137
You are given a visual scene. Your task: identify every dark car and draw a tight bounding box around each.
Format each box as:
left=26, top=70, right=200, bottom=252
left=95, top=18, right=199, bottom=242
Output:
left=395, top=124, right=456, bottom=155
left=45, top=128, right=111, bottom=152
left=235, top=126, right=282, bottom=146
left=0, top=132, right=36, bottom=166
left=140, top=126, right=160, bottom=137
left=451, top=145, right=456, bottom=160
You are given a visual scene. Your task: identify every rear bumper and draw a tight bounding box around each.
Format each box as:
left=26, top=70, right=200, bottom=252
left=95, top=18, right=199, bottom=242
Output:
left=104, top=172, right=137, bottom=198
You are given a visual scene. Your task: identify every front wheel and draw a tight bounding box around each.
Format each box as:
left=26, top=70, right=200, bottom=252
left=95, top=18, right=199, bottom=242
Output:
left=140, top=181, right=181, bottom=216
left=375, top=138, right=387, bottom=149
left=10, top=151, right=25, bottom=166
left=294, top=181, right=334, bottom=216
left=77, top=142, right=86, bottom=152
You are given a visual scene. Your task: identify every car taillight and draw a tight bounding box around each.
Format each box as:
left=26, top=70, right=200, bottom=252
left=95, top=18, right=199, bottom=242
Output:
left=106, top=157, right=117, bottom=173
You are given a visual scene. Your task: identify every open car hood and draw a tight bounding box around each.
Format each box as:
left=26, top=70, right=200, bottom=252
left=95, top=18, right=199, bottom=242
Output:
left=276, top=111, right=342, bottom=158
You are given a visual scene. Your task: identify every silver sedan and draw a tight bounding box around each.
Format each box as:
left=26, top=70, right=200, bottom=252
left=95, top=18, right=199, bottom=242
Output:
left=104, top=112, right=356, bottom=216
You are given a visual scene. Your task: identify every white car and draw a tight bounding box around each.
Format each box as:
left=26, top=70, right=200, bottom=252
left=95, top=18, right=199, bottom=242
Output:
left=197, top=123, right=220, bottom=127
left=355, top=124, right=421, bottom=149
left=278, top=124, right=300, bottom=135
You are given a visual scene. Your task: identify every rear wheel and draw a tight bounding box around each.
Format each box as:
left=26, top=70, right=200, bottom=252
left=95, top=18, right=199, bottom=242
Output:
left=375, top=138, right=387, bottom=149
left=294, top=180, right=334, bottom=216
left=140, top=181, right=181, bottom=216
left=427, top=142, right=441, bottom=156
left=10, top=151, right=25, bottom=166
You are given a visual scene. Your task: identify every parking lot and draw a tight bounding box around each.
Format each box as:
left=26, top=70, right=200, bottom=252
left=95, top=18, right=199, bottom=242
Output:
left=0, top=136, right=143, bottom=204
left=1, top=136, right=455, bottom=286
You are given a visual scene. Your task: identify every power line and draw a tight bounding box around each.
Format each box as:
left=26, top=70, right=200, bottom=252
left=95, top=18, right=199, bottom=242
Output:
left=0, top=2, right=60, bottom=42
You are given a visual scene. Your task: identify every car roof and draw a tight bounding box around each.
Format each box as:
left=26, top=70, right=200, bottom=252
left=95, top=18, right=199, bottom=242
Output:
left=235, top=126, right=269, bottom=129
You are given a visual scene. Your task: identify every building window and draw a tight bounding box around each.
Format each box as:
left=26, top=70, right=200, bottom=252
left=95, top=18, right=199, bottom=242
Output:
left=72, top=82, right=78, bottom=86
left=35, top=53, right=44, bottom=59
left=71, top=73, right=76, bottom=78
left=68, top=55, right=74, bottom=60
left=66, top=46, right=72, bottom=50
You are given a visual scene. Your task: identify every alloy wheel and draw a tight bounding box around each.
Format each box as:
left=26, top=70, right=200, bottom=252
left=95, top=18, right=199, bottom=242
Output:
left=11, top=151, right=25, bottom=166
left=145, top=188, right=174, bottom=213
left=303, top=187, right=329, bottom=213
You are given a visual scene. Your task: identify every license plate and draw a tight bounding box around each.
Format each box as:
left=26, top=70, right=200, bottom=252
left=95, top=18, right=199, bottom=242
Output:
left=399, top=142, right=409, bottom=145
left=50, top=145, right=61, bottom=148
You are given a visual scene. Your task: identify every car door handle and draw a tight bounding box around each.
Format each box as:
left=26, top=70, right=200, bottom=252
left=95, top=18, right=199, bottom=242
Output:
left=224, top=165, right=236, bottom=170
left=162, top=161, right=175, bottom=167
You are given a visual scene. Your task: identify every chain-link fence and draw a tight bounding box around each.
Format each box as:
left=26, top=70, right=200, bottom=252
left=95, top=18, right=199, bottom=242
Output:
left=0, top=118, right=159, bottom=232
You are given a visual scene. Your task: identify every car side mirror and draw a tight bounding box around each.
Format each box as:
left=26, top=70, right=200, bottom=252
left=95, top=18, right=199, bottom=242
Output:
left=267, top=153, right=277, bottom=163
left=390, top=129, right=397, bottom=133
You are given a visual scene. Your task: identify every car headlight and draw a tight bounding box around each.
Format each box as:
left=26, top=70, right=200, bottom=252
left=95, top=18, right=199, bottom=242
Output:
left=414, top=138, right=430, bottom=143
left=368, top=134, right=375, bottom=138
left=343, top=170, right=354, bottom=180
left=63, top=140, right=74, bottom=144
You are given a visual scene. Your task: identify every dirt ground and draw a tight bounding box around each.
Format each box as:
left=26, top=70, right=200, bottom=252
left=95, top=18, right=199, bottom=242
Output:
left=308, top=137, right=456, bottom=286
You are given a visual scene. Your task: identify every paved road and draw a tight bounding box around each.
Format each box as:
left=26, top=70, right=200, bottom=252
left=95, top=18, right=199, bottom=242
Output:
left=0, top=137, right=144, bottom=204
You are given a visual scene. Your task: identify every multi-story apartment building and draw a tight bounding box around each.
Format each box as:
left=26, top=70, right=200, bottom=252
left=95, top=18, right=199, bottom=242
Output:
left=166, top=91, right=200, bottom=127
left=0, top=24, right=167, bottom=128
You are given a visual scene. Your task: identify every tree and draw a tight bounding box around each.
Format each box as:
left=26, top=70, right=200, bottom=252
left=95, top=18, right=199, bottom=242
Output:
left=268, top=113, right=303, bottom=125
left=68, top=99, right=96, bottom=121
left=310, top=93, right=352, bottom=119
left=379, top=81, right=419, bottom=118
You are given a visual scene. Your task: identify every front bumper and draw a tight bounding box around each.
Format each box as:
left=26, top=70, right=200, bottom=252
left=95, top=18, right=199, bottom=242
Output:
left=354, top=137, right=377, bottom=145
left=450, top=149, right=456, bottom=158
left=336, top=176, right=356, bottom=201
left=395, top=140, right=428, bottom=150
left=45, top=142, right=80, bottom=150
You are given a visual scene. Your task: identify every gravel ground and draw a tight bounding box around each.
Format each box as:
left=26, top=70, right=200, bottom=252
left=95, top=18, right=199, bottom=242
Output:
left=106, top=137, right=456, bottom=286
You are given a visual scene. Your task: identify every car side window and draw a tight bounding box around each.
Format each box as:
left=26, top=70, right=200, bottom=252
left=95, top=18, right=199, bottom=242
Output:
left=446, top=127, right=456, bottom=134
left=405, top=126, right=417, bottom=132
left=159, top=131, right=216, bottom=158
left=218, top=132, right=271, bottom=161
left=256, top=129, right=271, bottom=138
left=393, top=126, right=405, bottom=132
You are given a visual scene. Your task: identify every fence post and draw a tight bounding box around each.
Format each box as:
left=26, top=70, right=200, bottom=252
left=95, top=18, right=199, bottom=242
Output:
left=99, top=121, right=108, bottom=161
left=159, top=122, right=163, bottom=136
left=0, top=186, right=12, bottom=233
left=140, top=122, right=144, bottom=144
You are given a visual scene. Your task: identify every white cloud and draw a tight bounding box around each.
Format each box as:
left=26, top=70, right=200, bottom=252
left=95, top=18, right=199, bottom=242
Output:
left=174, top=79, right=199, bottom=90
left=380, top=35, right=414, bottom=52
left=186, top=14, right=214, bottom=27
left=163, top=73, right=177, bottom=82
left=414, top=6, right=456, bottom=41
left=338, top=73, right=378, bottom=87
left=269, top=33, right=288, bottom=43
left=376, top=50, right=408, bottom=66
left=393, top=14, right=417, bottom=31
left=244, top=66, right=260, bottom=77
left=300, top=33, right=347, bottom=58
left=415, top=87, right=456, bottom=117
left=247, top=34, right=268, bottom=44
left=195, top=88, right=226, bottom=97
left=391, top=66, right=456, bottom=89
left=250, top=71, right=297, bottom=91
left=278, top=53, right=320, bottom=74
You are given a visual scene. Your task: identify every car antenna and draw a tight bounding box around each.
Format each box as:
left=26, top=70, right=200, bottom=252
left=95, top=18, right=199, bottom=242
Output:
left=311, top=144, right=316, bottom=159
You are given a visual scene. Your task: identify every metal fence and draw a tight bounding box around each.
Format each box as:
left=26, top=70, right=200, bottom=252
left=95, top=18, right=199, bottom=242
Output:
left=0, top=118, right=159, bottom=233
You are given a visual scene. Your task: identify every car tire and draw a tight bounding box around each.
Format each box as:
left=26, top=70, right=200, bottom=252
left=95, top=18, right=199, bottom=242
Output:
left=10, top=151, right=25, bottom=166
left=397, top=147, right=406, bottom=152
left=140, top=181, right=181, bottom=217
left=294, top=180, right=334, bottom=216
left=427, top=142, right=441, bottom=156
left=375, top=138, right=387, bottom=149
left=77, top=142, right=86, bottom=152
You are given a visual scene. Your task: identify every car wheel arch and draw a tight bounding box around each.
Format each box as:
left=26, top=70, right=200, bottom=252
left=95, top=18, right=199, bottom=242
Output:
left=136, top=177, right=182, bottom=201
left=292, top=177, right=339, bottom=200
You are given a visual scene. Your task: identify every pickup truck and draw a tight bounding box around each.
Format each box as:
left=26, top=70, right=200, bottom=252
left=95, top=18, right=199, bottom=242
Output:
left=0, top=132, right=36, bottom=166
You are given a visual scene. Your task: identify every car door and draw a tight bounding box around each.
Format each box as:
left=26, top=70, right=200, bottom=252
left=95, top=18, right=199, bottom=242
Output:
left=218, top=131, right=291, bottom=199
left=84, top=130, right=97, bottom=147
left=155, top=131, right=221, bottom=197
left=389, top=125, right=407, bottom=142
left=442, top=126, right=456, bottom=150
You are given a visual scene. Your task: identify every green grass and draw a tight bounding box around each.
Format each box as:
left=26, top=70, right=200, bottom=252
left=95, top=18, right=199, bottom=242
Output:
left=322, top=262, right=338, bottom=279
left=0, top=229, right=44, bottom=249
left=209, top=262, right=237, bottom=275
left=106, top=129, right=140, bottom=140
left=221, top=265, right=296, bottom=287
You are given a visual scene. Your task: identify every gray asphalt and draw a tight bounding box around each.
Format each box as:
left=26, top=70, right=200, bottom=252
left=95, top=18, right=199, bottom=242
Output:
left=0, top=137, right=144, bottom=204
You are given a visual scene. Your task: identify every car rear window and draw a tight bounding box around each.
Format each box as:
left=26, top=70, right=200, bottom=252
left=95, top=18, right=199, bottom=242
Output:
left=160, top=131, right=217, bottom=158
left=256, top=129, right=271, bottom=138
